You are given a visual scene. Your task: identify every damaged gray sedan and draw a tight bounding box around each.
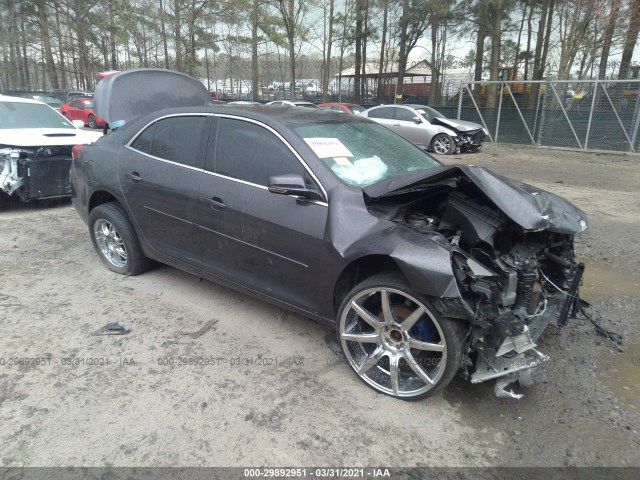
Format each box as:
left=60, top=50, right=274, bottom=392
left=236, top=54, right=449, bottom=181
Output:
left=71, top=69, right=587, bottom=401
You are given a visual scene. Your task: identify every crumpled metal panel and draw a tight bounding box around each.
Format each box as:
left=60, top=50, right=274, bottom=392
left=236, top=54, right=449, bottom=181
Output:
left=461, top=166, right=587, bottom=234
left=364, top=165, right=587, bottom=234
left=326, top=187, right=460, bottom=299
left=93, top=68, right=212, bottom=125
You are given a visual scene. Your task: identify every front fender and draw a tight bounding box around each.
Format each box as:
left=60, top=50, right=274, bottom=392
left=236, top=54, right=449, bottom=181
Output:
left=344, top=225, right=460, bottom=298
left=436, top=125, right=458, bottom=137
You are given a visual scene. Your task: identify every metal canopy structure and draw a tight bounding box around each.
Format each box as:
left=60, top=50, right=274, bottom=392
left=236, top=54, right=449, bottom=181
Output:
left=334, top=60, right=433, bottom=79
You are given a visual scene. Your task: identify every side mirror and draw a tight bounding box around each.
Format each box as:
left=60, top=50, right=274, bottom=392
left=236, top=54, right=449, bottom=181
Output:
left=412, top=116, right=422, bottom=124
left=268, top=174, right=324, bottom=201
left=72, top=120, right=85, bottom=129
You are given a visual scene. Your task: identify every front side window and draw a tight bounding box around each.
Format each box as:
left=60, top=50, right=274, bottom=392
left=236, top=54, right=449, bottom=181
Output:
left=395, top=108, right=417, bottom=122
left=129, top=116, right=207, bottom=168
left=214, top=118, right=306, bottom=186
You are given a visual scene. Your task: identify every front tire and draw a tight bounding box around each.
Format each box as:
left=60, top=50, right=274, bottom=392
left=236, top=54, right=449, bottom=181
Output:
left=336, top=274, right=463, bottom=400
left=88, top=114, right=98, bottom=129
left=431, top=133, right=456, bottom=155
left=88, top=202, right=150, bottom=275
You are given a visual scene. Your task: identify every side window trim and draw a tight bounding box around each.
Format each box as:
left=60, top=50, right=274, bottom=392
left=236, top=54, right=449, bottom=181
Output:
left=209, top=114, right=328, bottom=203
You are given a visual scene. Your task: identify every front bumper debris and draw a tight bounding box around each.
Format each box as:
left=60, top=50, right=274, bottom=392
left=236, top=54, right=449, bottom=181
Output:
left=1, top=147, right=73, bottom=201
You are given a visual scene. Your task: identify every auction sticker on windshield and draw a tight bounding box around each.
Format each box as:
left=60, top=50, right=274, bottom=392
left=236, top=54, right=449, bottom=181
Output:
left=304, top=137, right=353, bottom=158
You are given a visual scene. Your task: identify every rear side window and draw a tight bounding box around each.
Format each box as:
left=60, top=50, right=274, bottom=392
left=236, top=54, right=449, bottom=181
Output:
left=213, top=118, right=305, bottom=186
left=367, top=107, right=395, bottom=119
left=129, top=116, right=207, bottom=168
left=130, top=123, right=156, bottom=154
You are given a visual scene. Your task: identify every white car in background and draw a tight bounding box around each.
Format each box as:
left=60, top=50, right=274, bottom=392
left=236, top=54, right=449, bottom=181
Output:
left=0, top=95, right=102, bottom=201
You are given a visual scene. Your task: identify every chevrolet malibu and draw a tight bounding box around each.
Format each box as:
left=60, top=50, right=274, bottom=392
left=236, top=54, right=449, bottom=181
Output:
left=70, top=69, right=587, bottom=400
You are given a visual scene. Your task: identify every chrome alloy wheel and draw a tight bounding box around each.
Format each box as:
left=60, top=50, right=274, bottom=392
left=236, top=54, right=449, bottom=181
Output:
left=339, top=288, right=448, bottom=398
left=432, top=135, right=452, bottom=155
left=93, top=219, right=127, bottom=269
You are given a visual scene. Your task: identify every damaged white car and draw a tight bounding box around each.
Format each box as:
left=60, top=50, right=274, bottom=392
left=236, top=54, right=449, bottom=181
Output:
left=0, top=95, right=102, bottom=202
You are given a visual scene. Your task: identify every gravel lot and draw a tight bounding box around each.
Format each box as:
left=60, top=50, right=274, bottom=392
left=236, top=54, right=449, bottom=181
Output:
left=0, top=143, right=639, bottom=468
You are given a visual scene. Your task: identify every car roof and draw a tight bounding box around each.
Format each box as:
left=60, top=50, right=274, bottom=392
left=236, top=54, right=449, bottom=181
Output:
left=0, top=95, right=46, bottom=105
left=121, top=105, right=366, bottom=135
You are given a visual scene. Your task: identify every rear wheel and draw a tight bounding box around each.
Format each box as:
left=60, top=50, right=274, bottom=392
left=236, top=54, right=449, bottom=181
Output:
left=431, top=133, right=456, bottom=155
left=336, top=274, right=463, bottom=400
left=88, top=202, right=150, bottom=275
left=88, top=114, right=98, bottom=129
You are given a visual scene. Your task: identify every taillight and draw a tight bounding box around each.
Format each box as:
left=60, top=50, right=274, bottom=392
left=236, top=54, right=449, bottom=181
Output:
left=71, top=144, right=85, bottom=161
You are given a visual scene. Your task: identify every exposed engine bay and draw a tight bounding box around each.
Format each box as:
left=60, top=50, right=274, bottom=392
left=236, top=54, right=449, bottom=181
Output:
left=1, top=147, right=73, bottom=201
left=366, top=171, right=585, bottom=398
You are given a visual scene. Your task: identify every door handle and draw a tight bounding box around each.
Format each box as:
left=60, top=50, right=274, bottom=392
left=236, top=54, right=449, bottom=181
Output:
left=202, top=196, right=227, bottom=210
left=125, top=172, right=142, bottom=183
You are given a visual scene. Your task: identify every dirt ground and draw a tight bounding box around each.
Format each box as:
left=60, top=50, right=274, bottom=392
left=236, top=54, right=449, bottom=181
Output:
left=0, top=143, right=639, bottom=468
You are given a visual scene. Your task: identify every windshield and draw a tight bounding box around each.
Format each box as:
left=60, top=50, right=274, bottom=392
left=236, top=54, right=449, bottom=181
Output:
left=289, top=120, right=441, bottom=187
left=0, top=101, right=77, bottom=130
left=82, top=99, right=94, bottom=108
left=349, top=105, right=366, bottom=115
left=415, top=106, right=445, bottom=122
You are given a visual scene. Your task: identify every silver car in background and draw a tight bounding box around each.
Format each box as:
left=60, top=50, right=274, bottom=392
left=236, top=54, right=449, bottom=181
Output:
left=361, top=104, right=487, bottom=155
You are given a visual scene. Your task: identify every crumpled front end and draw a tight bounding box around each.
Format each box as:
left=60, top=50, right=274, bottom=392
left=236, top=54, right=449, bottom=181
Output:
left=365, top=165, right=588, bottom=397
left=431, top=118, right=486, bottom=153
left=440, top=199, right=582, bottom=398
left=1, top=146, right=73, bottom=201
left=453, top=128, right=485, bottom=153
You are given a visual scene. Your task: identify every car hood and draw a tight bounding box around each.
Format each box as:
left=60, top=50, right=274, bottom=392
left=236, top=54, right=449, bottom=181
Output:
left=0, top=128, right=103, bottom=147
left=432, top=117, right=483, bottom=132
left=363, top=165, right=587, bottom=234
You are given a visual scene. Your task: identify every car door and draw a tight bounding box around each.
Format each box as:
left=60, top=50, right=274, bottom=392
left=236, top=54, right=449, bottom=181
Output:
left=393, top=107, right=432, bottom=148
left=65, top=100, right=85, bottom=123
left=366, top=106, right=396, bottom=130
left=120, top=114, right=209, bottom=267
left=196, top=116, right=330, bottom=312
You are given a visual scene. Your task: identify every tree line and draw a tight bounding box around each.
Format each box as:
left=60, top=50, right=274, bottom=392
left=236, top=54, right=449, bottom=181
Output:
left=1, top=0, right=639, bottom=103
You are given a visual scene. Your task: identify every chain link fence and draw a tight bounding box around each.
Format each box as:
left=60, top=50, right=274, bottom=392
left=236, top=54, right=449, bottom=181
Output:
left=429, top=79, right=640, bottom=153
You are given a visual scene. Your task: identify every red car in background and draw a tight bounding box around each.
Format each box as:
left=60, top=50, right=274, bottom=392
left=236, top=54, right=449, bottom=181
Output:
left=60, top=97, right=105, bottom=129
